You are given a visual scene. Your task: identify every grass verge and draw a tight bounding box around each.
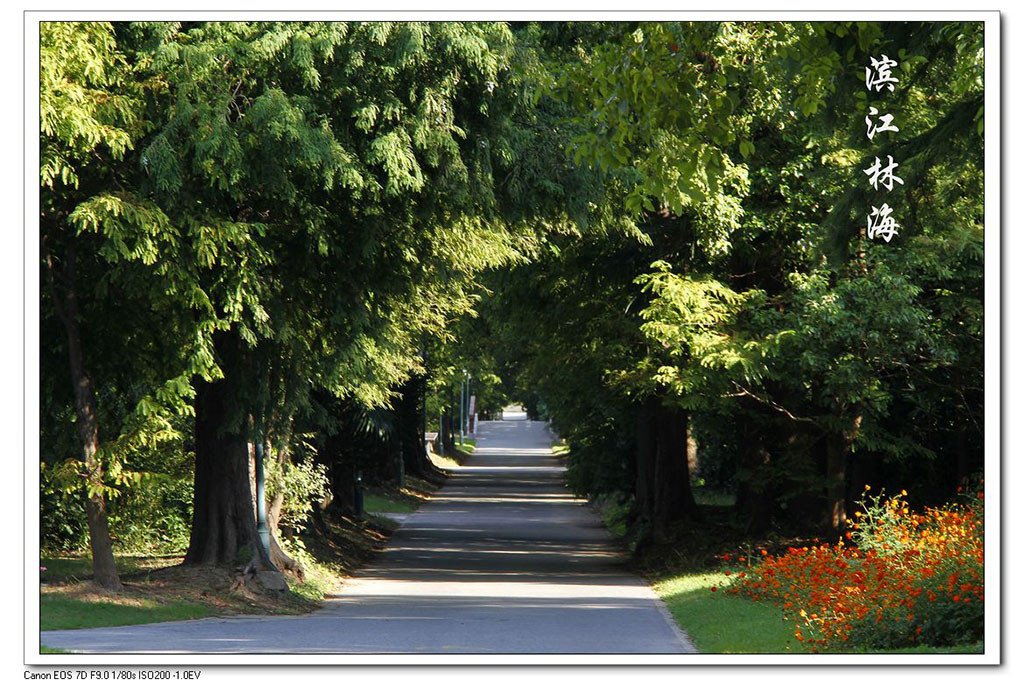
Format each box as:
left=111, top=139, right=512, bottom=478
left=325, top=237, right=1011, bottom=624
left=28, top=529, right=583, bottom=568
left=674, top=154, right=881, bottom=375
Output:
left=655, top=572, right=807, bottom=654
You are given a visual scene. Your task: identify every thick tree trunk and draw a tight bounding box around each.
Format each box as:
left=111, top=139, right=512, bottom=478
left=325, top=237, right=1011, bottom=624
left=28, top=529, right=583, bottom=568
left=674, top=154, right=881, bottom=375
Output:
left=633, top=397, right=657, bottom=526
left=399, top=375, right=433, bottom=478
left=633, top=397, right=699, bottom=543
left=825, top=409, right=862, bottom=536
left=321, top=421, right=356, bottom=515
left=45, top=243, right=122, bottom=591
left=734, top=410, right=774, bottom=534
left=652, top=401, right=699, bottom=541
left=184, top=332, right=276, bottom=575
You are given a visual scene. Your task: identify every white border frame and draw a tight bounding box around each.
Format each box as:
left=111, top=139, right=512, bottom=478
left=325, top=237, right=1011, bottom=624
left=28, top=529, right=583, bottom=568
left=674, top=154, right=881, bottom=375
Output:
left=23, top=9, right=1001, bottom=668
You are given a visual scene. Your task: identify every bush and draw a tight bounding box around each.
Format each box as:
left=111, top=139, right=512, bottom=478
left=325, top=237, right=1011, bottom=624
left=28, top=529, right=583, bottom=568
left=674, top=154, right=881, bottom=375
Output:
left=731, top=486, right=984, bottom=651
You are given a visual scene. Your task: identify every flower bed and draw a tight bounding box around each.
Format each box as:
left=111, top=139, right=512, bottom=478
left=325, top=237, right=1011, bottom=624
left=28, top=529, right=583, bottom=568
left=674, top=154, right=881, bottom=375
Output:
left=725, top=486, right=984, bottom=651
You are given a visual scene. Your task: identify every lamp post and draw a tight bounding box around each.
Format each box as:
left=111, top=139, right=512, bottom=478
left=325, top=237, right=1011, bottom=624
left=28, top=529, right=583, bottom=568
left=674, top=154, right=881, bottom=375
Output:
left=254, top=439, right=271, bottom=560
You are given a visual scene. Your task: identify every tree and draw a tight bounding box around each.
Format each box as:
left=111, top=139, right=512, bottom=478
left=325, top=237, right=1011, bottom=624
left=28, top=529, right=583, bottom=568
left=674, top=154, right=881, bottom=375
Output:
left=40, top=21, right=215, bottom=589
left=132, top=21, right=545, bottom=577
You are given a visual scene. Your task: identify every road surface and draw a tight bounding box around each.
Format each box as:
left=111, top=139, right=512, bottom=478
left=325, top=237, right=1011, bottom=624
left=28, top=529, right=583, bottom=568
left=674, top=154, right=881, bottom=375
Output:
left=41, top=408, right=694, bottom=654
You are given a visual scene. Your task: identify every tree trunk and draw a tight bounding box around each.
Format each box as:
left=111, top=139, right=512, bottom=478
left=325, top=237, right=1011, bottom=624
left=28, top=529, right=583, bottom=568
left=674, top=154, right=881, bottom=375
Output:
left=652, top=401, right=699, bottom=541
left=184, top=331, right=276, bottom=573
left=266, top=488, right=304, bottom=580
left=399, top=375, right=433, bottom=478
left=322, top=424, right=356, bottom=515
left=633, top=397, right=657, bottom=527
left=633, top=397, right=699, bottom=543
left=686, top=418, right=699, bottom=483
left=441, top=406, right=455, bottom=455
left=825, top=409, right=862, bottom=536
left=734, top=410, right=774, bottom=534
left=44, top=242, right=122, bottom=591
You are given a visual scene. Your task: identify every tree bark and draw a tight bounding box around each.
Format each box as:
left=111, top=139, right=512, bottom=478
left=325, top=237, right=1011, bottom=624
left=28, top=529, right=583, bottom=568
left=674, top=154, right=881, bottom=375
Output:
left=633, top=397, right=657, bottom=526
left=321, top=424, right=356, bottom=515
left=266, top=486, right=304, bottom=580
left=734, top=410, right=774, bottom=534
left=44, top=242, right=122, bottom=591
left=652, top=401, right=699, bottom=541
left=399, top=375, right=433, bottom=478
left=633, top=397, right=699, bottom=543
left=441, top=406, right=455, bottom=455
left=686, top=418, right=699, bottom=484
left=825, top=408, right=862, bottom=536
left=184, top=331, right=276, bottom=573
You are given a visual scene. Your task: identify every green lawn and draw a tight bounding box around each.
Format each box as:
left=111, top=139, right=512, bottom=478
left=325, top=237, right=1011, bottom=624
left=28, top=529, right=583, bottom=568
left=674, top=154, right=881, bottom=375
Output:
left=655, top=572, right=808, bottom=654
left=40, top=593, right=216, bottom=631
left=40, top=555, right=178, bottom=584
left=654, top=571, right=984, bottom=655
left=364, top=493, right=418, bottom=514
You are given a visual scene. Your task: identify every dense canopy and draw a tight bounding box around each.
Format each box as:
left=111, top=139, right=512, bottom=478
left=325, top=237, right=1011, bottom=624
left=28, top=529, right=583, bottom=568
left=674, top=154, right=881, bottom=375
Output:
left=40, top=20, right=985, bottom=596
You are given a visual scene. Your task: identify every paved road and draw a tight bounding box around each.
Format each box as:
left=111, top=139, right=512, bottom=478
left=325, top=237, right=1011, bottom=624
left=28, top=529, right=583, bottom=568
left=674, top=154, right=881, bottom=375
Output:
left=41, top=409, right=694, bottom=654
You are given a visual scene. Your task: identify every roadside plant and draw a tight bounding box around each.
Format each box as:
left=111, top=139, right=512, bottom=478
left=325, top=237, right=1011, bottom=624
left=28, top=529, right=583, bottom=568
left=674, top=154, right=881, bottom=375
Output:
left=732, top=486, right=984, bottom=651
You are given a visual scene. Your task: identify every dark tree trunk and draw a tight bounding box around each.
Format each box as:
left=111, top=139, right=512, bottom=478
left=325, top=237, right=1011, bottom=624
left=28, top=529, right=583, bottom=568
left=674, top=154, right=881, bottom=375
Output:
left=633, top=397, right=699, bottom=543
left=633, top=397, right=657, bottom=525
left=825, top=408, right=862, bottom=536
left=44, top=242, right=122, bottom=591
left=734, top=410, right=774, bottom=534
left=652, top=401, right=699, bottom=541
left=184, top=331, right=276, bottom=573
left=321, top=422, right=356, bottom=515
left=399, top=375, right=433, bottom=478
left=441, top=406, right=455, bottom=455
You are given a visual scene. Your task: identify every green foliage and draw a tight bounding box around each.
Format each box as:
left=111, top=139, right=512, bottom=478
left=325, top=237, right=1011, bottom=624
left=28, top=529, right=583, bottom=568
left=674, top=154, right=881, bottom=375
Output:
left=39, top=20, right=986, bottom=571
left=40, top=22, right=139, bottom=190
left=265, top=444, right=330, bottom=533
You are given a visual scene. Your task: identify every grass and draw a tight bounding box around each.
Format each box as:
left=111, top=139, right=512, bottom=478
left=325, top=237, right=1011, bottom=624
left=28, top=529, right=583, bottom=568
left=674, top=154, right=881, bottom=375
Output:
left=364, top=492, right=418, bottom=514
left=590, top=494, right=630, bottom=538
left=40, top=555, right=177, bottom=585
left=655, top=572, right=808, bottom=654
left=429, top=452, right=461, bottom=469
left=40, top=592, right=216, bottom=631
left=39, top=555, right=330, bottom=634
left=692, top=487, right=736, bottom=508
left=457, top=438, right=476, bottom=453
left=655, top=570, right=985, bottom=655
